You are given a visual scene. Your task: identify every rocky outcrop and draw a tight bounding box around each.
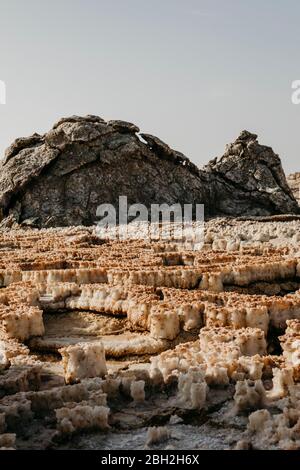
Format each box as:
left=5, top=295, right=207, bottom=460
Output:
left=204, top=130, right=298, bottom=217
left=0, top=118, right=298, bottom=227
left=287, top=173, right=300, bottom=205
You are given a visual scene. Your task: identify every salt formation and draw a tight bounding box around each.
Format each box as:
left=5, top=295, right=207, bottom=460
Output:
left=266, top=367, right=294, bottom=400
left=1, top=306, right=44, bottom=341
left=280, top=320, right=300, bottom=377
left=176, top=368, right=207, bottom=409
left=0, top=433, right=16, bottom=450
left=55, top=405, right=109, bottom=434
left=233, top=379, right=266, bottom=412
left=245, top=384, right=300, bottom=450
left=146, top=426, right=170, bottom=446
left=2, top=220, right=300, bottom=449
left=149, top=307, right=180, bottom=340
left=59, top=341, right=107, bottom=384
left=130, top=381, right=145, bottom=403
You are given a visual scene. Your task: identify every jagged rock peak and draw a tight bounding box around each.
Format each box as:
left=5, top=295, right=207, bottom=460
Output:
left=204, top=130, right=298, bottom=217
left=237, top=130, right=258, bottom=142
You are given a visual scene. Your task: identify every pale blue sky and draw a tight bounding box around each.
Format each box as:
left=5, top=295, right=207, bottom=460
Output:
left=0, top=0, right=299, bottom=173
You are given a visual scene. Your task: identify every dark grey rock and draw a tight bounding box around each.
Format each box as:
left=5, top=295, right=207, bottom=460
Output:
left=0, top=119, right=298, bottom=228
left=287, top=172, right=300, bottom=206
left=205, top=130, right=298, bottom=216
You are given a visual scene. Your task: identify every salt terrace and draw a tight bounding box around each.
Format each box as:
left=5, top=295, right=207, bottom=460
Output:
left=2, top=218, right=300, bottom=449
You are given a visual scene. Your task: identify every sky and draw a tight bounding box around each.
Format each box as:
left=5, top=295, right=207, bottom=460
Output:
left=0, top=0, right=300, bottom=174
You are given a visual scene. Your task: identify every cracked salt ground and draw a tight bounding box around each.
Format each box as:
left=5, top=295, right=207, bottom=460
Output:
left=43, top=310, right=128, bottom=339
left=59, top=423, right=243, bottom=450
left=3, top=220, right=300, bottom=449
